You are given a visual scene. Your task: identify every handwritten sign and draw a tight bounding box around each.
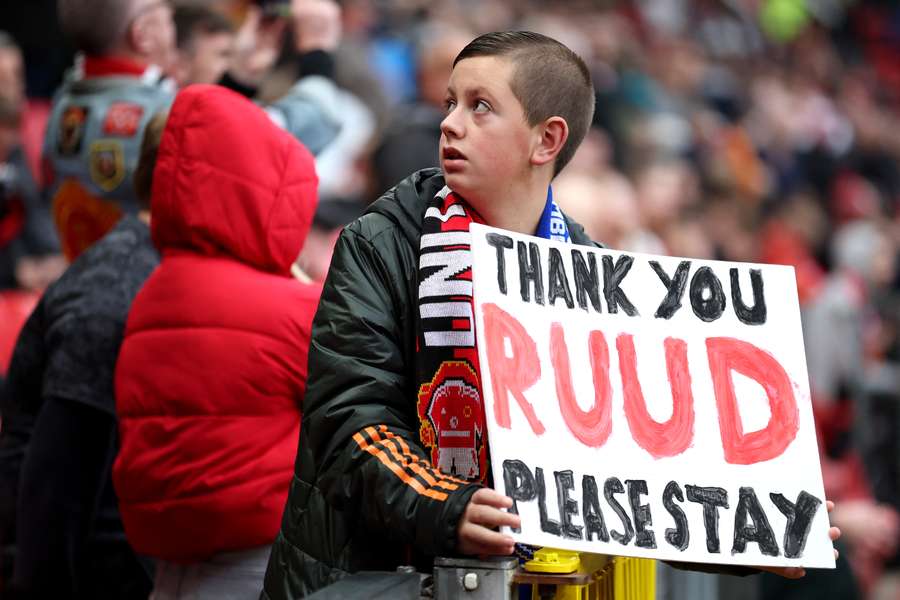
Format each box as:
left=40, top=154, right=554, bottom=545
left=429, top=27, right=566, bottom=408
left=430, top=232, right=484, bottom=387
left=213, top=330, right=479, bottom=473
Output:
left=470, top=223, right=834, bottom=569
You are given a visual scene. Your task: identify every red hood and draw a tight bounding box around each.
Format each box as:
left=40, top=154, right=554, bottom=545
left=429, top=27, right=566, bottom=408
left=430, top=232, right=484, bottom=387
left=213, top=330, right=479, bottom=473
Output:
left=151, top=85, right=317, bottom=274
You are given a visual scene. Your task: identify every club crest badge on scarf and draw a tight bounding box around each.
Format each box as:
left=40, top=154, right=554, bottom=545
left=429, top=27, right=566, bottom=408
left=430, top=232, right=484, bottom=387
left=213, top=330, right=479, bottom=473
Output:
left=418, top=360, right=486, bottom=481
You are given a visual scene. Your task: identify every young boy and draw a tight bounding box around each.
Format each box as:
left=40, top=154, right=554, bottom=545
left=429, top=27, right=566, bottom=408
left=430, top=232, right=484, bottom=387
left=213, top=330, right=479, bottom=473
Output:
left=262, top=31, right=595, bottom=599
left=262, top=31, right=832, bottom=598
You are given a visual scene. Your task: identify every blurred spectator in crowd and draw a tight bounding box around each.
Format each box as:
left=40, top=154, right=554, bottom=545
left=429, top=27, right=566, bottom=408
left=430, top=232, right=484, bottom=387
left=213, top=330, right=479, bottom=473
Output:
left=805, top=220, right=896, bottom=411
left=555, top=170, right=639, bottom=250
left=758, top=189, right=828, bottom=304
left=171, top=4, right=235, bottom=88
left=0, top=33, right=27, bottom=144
left=221, top=0, right=346, bottom=154
left=372, top=24, right=472, bottom=195
left=0, top=33, right=64, bottom=292
left=294, top=197, right=364, bottom=282
left=555, top=128, right=663, bottom=254
left=113, top=84, right=321, bottom=600
left=0, top=112, right=166, bottom=600
left=46, top=0, right=344, bottom=261
left=45, top=0, right=176, bottom=260
left=800, top=219, right=900, bottom=596
left=2, top=9, right=177, bottom=589
left=0, top=95, right=63, bottom=292
left=0, top=32, right=53, bottom=187
left=0, top=1, right=348, bottom=595
left=632, top=158, right=696, bottom=251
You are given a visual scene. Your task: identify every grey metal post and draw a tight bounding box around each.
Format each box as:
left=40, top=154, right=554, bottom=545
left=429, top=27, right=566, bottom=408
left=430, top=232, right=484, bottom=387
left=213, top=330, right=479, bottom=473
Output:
left=433, top=556, right=519, bottom=600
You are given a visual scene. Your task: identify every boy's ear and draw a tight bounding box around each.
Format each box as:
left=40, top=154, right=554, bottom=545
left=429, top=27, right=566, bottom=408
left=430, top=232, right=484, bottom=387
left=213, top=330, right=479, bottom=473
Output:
left=531, top=116, right=568, bottom=169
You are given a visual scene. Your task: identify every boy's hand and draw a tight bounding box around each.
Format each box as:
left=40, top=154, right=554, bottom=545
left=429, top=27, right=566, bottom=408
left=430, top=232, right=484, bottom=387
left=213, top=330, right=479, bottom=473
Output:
left=457, top=488, right=521, bottom=556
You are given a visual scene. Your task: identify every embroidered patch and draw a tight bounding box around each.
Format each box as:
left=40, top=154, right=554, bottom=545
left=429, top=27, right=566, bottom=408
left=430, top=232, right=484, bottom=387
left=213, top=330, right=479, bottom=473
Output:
left=102, top=102, right=144, bottom=137
left=57, top=105, right=89, bottom=156
left=52, top=178, right=123, bottom=260
left=417, top=360, right=486, bottom=481
left=88, top=140, right=125, bottom=192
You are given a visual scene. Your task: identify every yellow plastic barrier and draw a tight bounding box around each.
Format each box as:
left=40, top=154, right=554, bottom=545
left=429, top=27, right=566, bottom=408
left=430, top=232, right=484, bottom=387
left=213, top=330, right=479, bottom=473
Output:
left=516, top=548, right=656, bottom=600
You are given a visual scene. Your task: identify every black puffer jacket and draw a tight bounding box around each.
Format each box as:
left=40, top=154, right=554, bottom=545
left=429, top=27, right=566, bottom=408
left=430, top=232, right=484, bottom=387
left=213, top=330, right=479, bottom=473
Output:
left=262, top=169, right=597, bottom=599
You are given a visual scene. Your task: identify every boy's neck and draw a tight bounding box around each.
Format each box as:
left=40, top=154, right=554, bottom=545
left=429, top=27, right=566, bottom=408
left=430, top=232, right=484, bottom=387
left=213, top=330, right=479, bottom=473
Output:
left=467, top=178, right=552, bottom=236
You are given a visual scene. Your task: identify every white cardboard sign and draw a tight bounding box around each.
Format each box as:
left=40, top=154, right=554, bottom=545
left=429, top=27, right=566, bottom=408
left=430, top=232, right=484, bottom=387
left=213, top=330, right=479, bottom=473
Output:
left=470, top=223, right=834, bottom=569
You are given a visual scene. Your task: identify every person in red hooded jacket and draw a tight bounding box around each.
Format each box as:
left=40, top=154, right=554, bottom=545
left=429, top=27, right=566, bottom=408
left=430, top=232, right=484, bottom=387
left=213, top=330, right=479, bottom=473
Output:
left=112, top=84, right=321, bottom=599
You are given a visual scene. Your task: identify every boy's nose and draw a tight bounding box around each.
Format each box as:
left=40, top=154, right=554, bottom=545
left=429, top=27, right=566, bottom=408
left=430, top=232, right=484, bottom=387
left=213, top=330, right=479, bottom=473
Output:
left=440, top=109, right=463, bottom=139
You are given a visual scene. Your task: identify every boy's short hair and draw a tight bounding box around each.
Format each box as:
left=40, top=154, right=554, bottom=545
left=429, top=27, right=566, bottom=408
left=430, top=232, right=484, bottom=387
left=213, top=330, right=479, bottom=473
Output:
left=58, top=0, right=140, bottom=55
left=454, top=31, right=595, bottom=176
left=133, top=111, right=168, bottom=211
left=174, top=5, right=234, bottom=52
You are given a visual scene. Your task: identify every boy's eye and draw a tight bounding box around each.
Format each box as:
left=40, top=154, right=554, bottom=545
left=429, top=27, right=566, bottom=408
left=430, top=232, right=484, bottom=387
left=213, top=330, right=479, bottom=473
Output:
left=473, top=100, right=491, bottom=114
left=444, top=99, right=457, bottom=113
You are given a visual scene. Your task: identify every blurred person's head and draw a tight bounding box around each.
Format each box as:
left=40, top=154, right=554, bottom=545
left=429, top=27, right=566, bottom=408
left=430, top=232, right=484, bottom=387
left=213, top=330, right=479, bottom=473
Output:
left=554, top=171, right=639, bottom=248
left=340, top=0, right=378, bottom=37
left=776, top=188, right=829, bottom=250
left=748, top=69, right=796, bottom=150
left=703, top=194, right=760, bottom=263
left=582, top=11, right=631, bottom=66
left=133, top=110, right=169, bottom=214
left=633, top=158, right=696, bottom=232
left=832, top=220, right=896, bottom=289
left=440, top=31, right=595, bottom=209
left=416, top=26, right=472, bottom=110
left=661, top=211, right=715, bottom=260
left=0, top=32, right=24, bottom=109
left=172, top=5, right=235, bottom=88
left=831, top=172, right=884, bottom=225
left=58, top=0, right=176, bottom=70
left=651, top=37, right=706, bottom=97
left=517, top=13, right=592, bottom=65
left=561, top=128, right=613, bottom=176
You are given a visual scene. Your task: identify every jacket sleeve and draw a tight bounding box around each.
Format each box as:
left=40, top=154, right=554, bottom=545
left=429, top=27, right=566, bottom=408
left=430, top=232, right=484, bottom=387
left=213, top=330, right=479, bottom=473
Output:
left=264, top=75, right=342, bottom=156
left=12, top=397, right=118, bottom=597
left=303, top=225, right=481, bottom=557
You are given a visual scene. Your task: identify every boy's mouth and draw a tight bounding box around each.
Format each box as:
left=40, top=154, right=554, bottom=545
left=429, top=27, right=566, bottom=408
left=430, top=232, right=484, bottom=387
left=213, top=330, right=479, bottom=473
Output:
left=442, top=147, right=466, bottom=161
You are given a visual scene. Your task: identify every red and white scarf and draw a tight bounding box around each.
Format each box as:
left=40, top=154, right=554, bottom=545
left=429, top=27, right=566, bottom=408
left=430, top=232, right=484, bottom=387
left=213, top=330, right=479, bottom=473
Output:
left=415, top=186, right=568, bottom=483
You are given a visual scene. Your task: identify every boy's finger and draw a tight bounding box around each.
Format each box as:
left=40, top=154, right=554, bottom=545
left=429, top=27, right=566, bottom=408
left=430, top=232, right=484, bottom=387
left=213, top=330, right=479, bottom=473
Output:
left=468, top=504, right=508, bottom=527
left=468, top=504, right=521, bottom=529
left=460, top=523, right=515, bottom=555
left=471, top=488, right=513, bottom=509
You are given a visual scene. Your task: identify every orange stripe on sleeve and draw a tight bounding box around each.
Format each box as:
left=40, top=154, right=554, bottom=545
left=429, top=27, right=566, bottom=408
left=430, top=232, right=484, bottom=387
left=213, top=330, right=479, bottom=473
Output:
left=353, top=429, right=448, bottom=501
left=371, top=426, right=464, bottom=490
left=377, top=436, right=460, bottom=491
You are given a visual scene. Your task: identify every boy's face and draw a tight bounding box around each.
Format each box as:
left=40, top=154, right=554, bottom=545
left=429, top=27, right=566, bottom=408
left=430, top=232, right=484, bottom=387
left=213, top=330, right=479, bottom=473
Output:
left=439, top=56, right=537, bottom=204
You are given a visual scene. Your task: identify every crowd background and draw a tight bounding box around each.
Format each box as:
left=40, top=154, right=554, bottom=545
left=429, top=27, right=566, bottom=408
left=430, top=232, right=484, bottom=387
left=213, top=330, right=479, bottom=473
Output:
left=0, top=0, right=899, bottom=599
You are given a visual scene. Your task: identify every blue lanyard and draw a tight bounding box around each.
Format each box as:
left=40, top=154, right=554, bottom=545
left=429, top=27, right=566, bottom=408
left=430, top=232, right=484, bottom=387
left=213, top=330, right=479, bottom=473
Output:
left=534, top=187, right=569, bottom=243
